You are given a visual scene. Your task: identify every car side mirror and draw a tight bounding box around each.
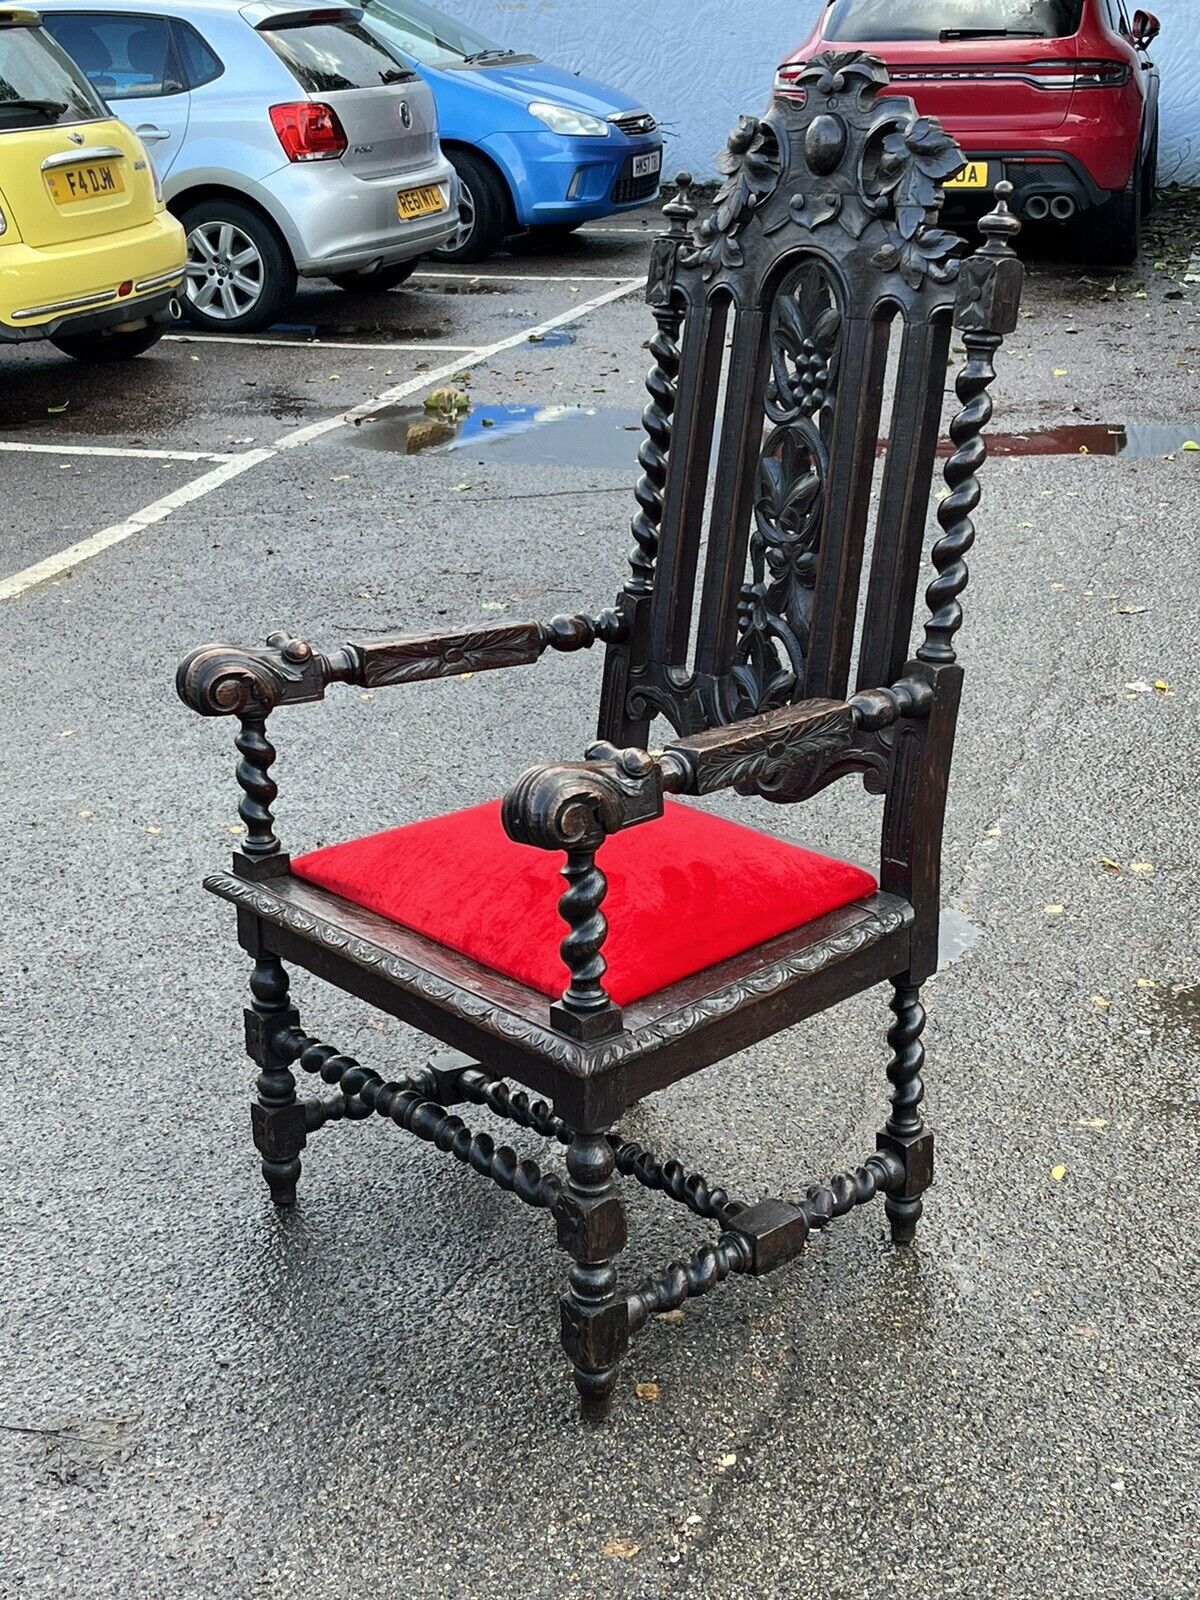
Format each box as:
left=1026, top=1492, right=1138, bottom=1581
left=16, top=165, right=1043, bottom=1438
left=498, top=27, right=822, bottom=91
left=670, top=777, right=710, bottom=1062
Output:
left=1131, top=9, right=1161, bottom=47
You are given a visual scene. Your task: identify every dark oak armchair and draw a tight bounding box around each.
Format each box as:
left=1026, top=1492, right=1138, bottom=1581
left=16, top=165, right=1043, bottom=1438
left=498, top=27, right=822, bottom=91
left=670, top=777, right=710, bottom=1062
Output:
left=178, top=51, right=1023, bottom=1420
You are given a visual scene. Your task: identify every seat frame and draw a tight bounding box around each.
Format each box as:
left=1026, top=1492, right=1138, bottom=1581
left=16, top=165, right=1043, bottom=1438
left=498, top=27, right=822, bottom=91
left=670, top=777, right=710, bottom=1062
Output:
left=178, top=50, right=1023, bottom=1421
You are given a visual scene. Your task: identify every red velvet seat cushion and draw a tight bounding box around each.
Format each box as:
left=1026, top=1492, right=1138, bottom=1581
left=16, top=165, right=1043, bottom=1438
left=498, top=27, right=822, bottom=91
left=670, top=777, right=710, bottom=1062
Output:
left=292, top=799, right=877, bottom=1008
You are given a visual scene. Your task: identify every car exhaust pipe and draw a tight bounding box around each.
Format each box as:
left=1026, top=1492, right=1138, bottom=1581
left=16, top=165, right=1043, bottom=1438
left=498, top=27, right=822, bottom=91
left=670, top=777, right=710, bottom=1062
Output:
left=168, top=296, right=182, bottom=319
left=1049, top=194, right=1076, bottom=221
left=1025, top=194, right=1050, bottom=221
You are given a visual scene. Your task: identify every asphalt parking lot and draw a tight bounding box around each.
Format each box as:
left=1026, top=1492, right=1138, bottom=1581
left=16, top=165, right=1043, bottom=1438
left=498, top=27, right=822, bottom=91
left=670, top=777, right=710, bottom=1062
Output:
left=1, top=197, right=1198, bottom=1600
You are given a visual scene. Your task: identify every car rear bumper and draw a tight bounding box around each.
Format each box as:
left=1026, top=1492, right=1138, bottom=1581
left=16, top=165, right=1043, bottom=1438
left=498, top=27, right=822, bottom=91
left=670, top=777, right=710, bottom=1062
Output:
left=0, top=212, right=185, bottom=339
left=942, top=150, right=1110, bottom=222
left=261, top=152, right=460, bottom=275
left=479, top=130, right=663, bottom=226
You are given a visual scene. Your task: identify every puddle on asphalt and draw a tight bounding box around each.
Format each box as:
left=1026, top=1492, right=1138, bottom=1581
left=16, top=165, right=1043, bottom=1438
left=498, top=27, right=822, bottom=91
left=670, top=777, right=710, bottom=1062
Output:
left=352, top=399, right=1200, bottom=466
left=938, top=907, right=983, bottom=974
left=266, top=319, right=452, bottom=343
left=527, top=328, right=576, bottom=348
left=980, top=423, right=1200, bottom=459
left=352, top=402, right=643, bottom=465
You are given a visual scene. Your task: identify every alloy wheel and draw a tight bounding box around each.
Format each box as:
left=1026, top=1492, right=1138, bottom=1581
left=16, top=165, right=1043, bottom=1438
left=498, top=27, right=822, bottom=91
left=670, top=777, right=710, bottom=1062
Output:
left=435, top=179, right=476, bottom=256
left=185, top=220, right=266, bottom=322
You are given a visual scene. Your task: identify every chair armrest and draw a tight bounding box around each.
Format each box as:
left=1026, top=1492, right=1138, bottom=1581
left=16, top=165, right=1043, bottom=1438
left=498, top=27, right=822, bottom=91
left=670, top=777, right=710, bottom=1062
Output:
left=176, top=609, right=627, bottom=718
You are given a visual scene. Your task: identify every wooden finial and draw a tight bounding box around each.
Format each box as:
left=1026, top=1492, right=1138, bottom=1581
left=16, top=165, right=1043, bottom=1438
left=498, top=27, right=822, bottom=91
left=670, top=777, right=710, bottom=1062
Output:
left=978, top=179, right=1021, bottom=255
left=663, top=171, right=697, bottom=236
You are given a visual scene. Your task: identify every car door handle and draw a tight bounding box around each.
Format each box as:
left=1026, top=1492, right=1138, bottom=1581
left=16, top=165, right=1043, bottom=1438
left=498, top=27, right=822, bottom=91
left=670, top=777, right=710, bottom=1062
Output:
left=136, top=124, right=172, bottom=144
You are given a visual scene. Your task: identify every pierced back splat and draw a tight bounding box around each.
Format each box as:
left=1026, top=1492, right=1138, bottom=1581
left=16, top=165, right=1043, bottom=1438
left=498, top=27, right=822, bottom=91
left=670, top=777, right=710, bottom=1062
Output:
left=599, top=51, right=967, bottom=745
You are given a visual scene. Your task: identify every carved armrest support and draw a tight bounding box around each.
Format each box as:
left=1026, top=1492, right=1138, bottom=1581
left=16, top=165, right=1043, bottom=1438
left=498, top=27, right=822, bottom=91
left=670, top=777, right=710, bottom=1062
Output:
left=501, top=748, right=663, bottom=1043
left=177, top=610, right=628, bottom=719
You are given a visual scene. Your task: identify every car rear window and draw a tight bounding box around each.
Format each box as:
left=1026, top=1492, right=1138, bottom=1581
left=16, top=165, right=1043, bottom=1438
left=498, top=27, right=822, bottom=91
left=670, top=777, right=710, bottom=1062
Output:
left=259, top=17, right=416, bottom=90
left=0, top=23, right=107, bottom=131
left=823, top=0, right=1085, bottom=39
left=40, top=12, right=183, bottom=100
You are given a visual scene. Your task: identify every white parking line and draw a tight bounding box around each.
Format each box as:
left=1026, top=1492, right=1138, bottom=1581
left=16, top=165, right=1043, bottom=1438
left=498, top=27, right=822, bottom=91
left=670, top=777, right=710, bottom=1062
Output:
left=0, top=451, right=273, bottom=603
left=0, top=440, right=236, bottom=463
left=0, top=277, right=640, bottom=603
left=167, top=333, right=480, bottom=354
left=414, top=271, right=641, bottom=284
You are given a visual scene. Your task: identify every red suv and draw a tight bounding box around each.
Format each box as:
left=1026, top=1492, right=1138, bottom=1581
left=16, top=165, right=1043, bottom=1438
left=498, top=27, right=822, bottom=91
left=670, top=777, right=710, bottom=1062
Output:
left=776, top=0, right=1161, bottom=264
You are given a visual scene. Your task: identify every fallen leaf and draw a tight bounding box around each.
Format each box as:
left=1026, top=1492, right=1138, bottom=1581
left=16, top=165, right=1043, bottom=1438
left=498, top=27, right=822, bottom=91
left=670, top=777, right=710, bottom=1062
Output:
left=1051, top=1164, right=1067, bottom=1182
left=717, top=1452, right=738, bottom=1471
left=1125, top=680, right=1152, bottom=694
left=655, top=1308, right=686, bottom=1325
left=78, top=809, right=95, bottom=819
left=1153, top=680, right=1171, bottom=694
left=449, top=482, right=471, bottom=493
left=47, top=402, right=69, bottom=414
left=1078, top=1116, right=1109, bottom=1129
left=635, top=1382, right=660, bottom=1402
left=1090, top=995, right=1111, bottom=1010
left=985, top=825, right=1002, bottom=839
left=1128, top=861, right=1154, bottom=875
left=459, top=672, right=475, bottom=681
left=1053, top=368, right=1068, bottom=377
left=602, top=1539, right=640, bottom=1559
left=1182, top=440, right=1200, bottom=451
left=480, top=601, right=507, bottom=612
left=146, top=825, right=162, bottom=835
left=1135, top=978, right=1157, bottom=989
left=1044, top=904, right=1065, bottom=917
left=1100, top=857, right=1123, bottom=873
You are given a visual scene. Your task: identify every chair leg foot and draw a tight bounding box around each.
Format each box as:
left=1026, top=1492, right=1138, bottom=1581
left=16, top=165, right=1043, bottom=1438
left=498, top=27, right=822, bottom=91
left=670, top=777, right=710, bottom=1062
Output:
left=878, top=980, right=932, bottom=1246
left=555, top=1130, right=629, bottom=1421
left=884, top=1194, right=923, bottom=1245
left=246, top=951, right=306, bottom=1209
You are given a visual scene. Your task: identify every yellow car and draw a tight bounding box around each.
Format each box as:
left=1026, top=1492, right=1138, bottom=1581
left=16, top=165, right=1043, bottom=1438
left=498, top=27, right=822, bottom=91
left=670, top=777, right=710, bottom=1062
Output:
left=0, top=6, right=184, bottom=360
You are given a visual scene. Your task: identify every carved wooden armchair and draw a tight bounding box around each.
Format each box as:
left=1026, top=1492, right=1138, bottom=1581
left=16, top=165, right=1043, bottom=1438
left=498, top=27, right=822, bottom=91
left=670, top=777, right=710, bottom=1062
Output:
left=178, top=52, right=1023, bottom=1421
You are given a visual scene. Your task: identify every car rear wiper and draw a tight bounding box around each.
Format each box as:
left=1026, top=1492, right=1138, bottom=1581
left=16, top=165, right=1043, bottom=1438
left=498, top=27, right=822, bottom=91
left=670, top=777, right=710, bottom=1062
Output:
left=461, top=48, right=517, bottom=63
left=939, top=27, right=1043, bottom=38
left=0, top=97, right=68, bottom=120
left=379, top=66, right=415, bottom=84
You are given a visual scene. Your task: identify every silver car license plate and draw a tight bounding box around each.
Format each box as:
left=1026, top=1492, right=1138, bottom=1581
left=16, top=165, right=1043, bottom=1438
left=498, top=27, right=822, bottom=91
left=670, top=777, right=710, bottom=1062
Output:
left=632, top=151, right=661, bottom=180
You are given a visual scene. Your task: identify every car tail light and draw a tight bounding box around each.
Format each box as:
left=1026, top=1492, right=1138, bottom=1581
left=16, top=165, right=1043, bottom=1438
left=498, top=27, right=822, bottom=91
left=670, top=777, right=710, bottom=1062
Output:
left=1071, top=59, right=1130, bottom=87
left=773, top=63, right=808, bottom=102
left=269, top=102, right=347, bottom=162
left=889, top=60, right=1129, bottom=90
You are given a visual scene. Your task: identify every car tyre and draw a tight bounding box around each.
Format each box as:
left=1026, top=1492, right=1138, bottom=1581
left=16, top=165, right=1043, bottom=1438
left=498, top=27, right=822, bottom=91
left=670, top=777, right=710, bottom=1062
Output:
left=328, top=260, right=418, bottom=293
left=179, top=198, right=295, bottom=333
left=432, top=149, right=508, bottom=263
left=1082, top=155, right=1142, bottom=268
left=50, top=321, right=166, bottom=362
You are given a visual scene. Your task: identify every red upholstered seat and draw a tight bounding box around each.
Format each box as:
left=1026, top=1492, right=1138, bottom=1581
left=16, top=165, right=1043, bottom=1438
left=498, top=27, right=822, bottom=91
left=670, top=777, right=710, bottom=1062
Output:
left=292, top=799, right=877, bottom=1008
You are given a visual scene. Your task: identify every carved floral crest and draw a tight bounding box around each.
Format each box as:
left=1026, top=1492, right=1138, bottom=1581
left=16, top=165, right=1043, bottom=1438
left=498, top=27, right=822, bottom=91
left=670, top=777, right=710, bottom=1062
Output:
left=678, top=50, right=964, bottom=292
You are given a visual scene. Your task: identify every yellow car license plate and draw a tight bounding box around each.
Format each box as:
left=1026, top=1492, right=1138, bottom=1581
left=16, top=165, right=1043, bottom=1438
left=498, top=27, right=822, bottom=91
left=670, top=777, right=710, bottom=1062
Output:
left=45, top=161, right=125, bottom=204
left=944, top=161, right=991, bottom=191
left=397, top=183, right=445, bottom=220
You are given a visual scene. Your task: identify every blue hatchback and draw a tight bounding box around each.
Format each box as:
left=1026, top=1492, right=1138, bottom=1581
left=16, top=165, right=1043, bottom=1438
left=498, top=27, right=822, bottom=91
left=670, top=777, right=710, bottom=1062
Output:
left=361, top=0, right=663, bottom=260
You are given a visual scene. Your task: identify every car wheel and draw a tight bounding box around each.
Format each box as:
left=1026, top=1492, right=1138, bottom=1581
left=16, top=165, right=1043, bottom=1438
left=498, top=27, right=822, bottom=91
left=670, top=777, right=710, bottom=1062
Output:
left=179, top=199, right=295, bottom=333
left=432, top=150, right=508, bottom=263
left=1082, top=156, right=1142, bottom=268
left=50, top=321, right=165, bottom=362
left=328, top=260, right=418, bottom=293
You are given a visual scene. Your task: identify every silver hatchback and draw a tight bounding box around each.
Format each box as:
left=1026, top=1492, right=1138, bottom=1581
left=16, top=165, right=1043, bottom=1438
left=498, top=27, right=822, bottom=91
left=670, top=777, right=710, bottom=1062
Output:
left=39, top=0, right=459, bottom=330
